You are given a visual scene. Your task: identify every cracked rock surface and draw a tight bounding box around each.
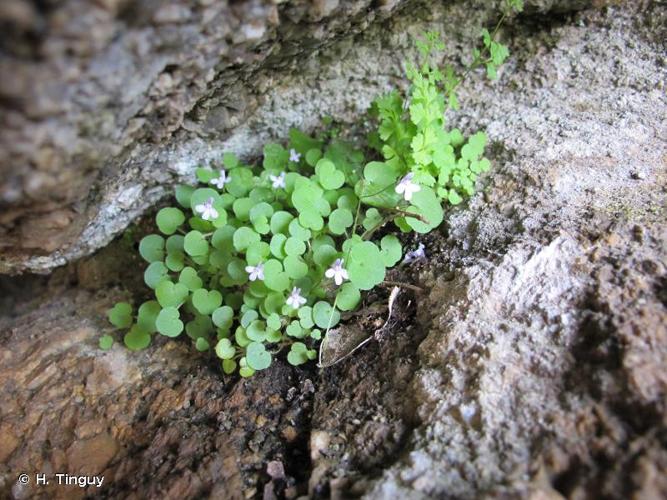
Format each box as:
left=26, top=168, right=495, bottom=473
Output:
left=0, top=0, right=593, bottom=273
left=1, top=0, right=666, bottom=499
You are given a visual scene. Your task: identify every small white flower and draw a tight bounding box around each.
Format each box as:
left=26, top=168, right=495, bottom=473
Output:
left=289, top=148, right=301, bottom=163
left=403, top=243, right=426, bottom=264
left=211, top=169, right=231, bottom=189
left=270, top=171, right=286, bottom=189
left=194, top=197, right=219, bottom=221
left=286, top=287, right=307, bottom=309
left=325, top=258, right=349, bottom=286
left=395, top=172, right=421, bottom=201
left=245, top=262, right=265, bottom=281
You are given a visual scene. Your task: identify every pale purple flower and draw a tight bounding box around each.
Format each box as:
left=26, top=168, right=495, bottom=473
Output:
left=403, top=243, right=426, bottom=264
left=245, top=262, right=265, bottom=281
left=325, top=258, right=348, bottom=286
left=395, top=172, right=421, bottom=202
left=289, top=148, right=301, bottom=163
left=211, top=169, right=231, bottom=189
left=286, top=287, right=307, bottom=309
left=194, top=197, right=219, bottom=221
left=270, top=172, right=286, bottom=189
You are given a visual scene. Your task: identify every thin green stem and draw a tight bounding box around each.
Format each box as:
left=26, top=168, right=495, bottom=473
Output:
left=361, top=214, right=394, bottom=240
left=387, top=207, right=429, bottom=224
left=448, top=12, right=507, bottom=96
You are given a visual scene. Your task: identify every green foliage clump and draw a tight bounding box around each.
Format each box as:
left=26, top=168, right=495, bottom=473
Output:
left=105, top=3, right=522, bottom=375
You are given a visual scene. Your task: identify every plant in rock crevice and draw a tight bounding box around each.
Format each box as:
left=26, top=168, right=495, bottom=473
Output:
left=103, top=0, right=523, bottom=375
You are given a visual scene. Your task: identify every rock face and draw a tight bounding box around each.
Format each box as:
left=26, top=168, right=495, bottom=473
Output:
left=0, top=0, right=595, bottom=274
left=1, top=0, right=666, bottom=499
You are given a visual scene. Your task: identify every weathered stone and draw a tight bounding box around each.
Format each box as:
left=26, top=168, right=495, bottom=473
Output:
left=0, top=0, right=595, bottom=274
left=0, top=288, right=315, bottom=498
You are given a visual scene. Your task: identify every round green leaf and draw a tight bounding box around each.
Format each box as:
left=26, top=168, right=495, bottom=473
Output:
left=249, top=202, right=274, bottom=222
left=336, top=283, right=361, bottom=311
left=215, top=338, right=236, bottom=360
left=179, top=266, right=203, bottom=291
left=316, top=159, right=345, bottom=190
left=286, top=320, right=305, bottom=338
left=196, top=167, right=215, bottom=183
left=233, top=227, right=260, bottom=252
left=284, top=255, right=308, bottom=280
left=246, top=320, right=266, bottom=342
left=139, top=235, right=165, bottom=263
left=241, top=309, right=259, bottom=328
left=195, top=337, right=210, bottom=352
left=287, top=342, right=310, bottom=366
left=223, top=152, right=239, bottom=168
left=328, top=208, right=353, bottom=235
left=144, top=261, right=169, bottom=289
left=270, top=233, right=287, bottom=259
left=310, top=329, right=322, bottom=340
left=211, top=225, right=235, bottom=250
left=362, top=208, right=382, bottom=231
left=266, top=328, right=282, bottom=343
left=363, top=161, right=400, bottom=185
left=313, top=244, right=338, bottom=268
left=306, top=148, right=322, bottom=166
left=337, top=192, right=358, bottom=210
left=192, top=289, right=223, bottom=315
left=99, top=334, right=114, bottom=350
left=137, top=300, right=160, bottom=333
left=235, top=326, right=251, bottom=347
left=226, top=167, right=254, bottom=198
left=108, top=302, right=133, bottom=329
left=313, top=301, right=340, bottom=329
left=124, top=325, right=151, bottom=351
left=270, top=211, right=294, bottom=235
left=246, top=241, right=270, bottom=266
left=156, top=307, right=184, bottom=337
left=298, top=306, right=314, bottom=329
left=175, top=185, right=194, bottom=208
left=226, top=257, right=249, bottom=285
left=263, top=259, right=289, bottom=292
left=264, top=292, right=284, bottom=315
left=212, top=306, right=234, bottom=329
left=166, top=234, right=185, bottom=253
left=311, top=234, right=335, bottom=252
left=184, top=231, right=209, bottom=256
left=298, top=210, right=324, bottom=231
left=186, top=314, right=213, bottom=340
left=222, top=358, right=237, bottom=374
left=288, top=219, right=311, bottom=241
left=380, top=235, right=402, bottom=267
left=292, top=178, right=323, bottom=213
left=246, top=342, right=272, bottom=370
left=156, top=281, right=189, bottom=308
left=239, top=360, right=255, bottom=377
left=348, top=241, right=386, bottom=291
left=232, top=197, right=254, bottom=221
left=406, top=187, right=444, bottom=233
left=267, top=313, right=281, bottom=331
left=165, top=250, right=185, bottom=272
left=284, top=237, right=306, bottom=256
left=156, top=207, right=185, bottom=235
left=448, top=189, right=462, bottom=205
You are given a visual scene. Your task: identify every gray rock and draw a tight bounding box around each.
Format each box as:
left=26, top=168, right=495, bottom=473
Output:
left=0, top=0, right=594, bottom=274
left=307, top=2, right=667, bottom=498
